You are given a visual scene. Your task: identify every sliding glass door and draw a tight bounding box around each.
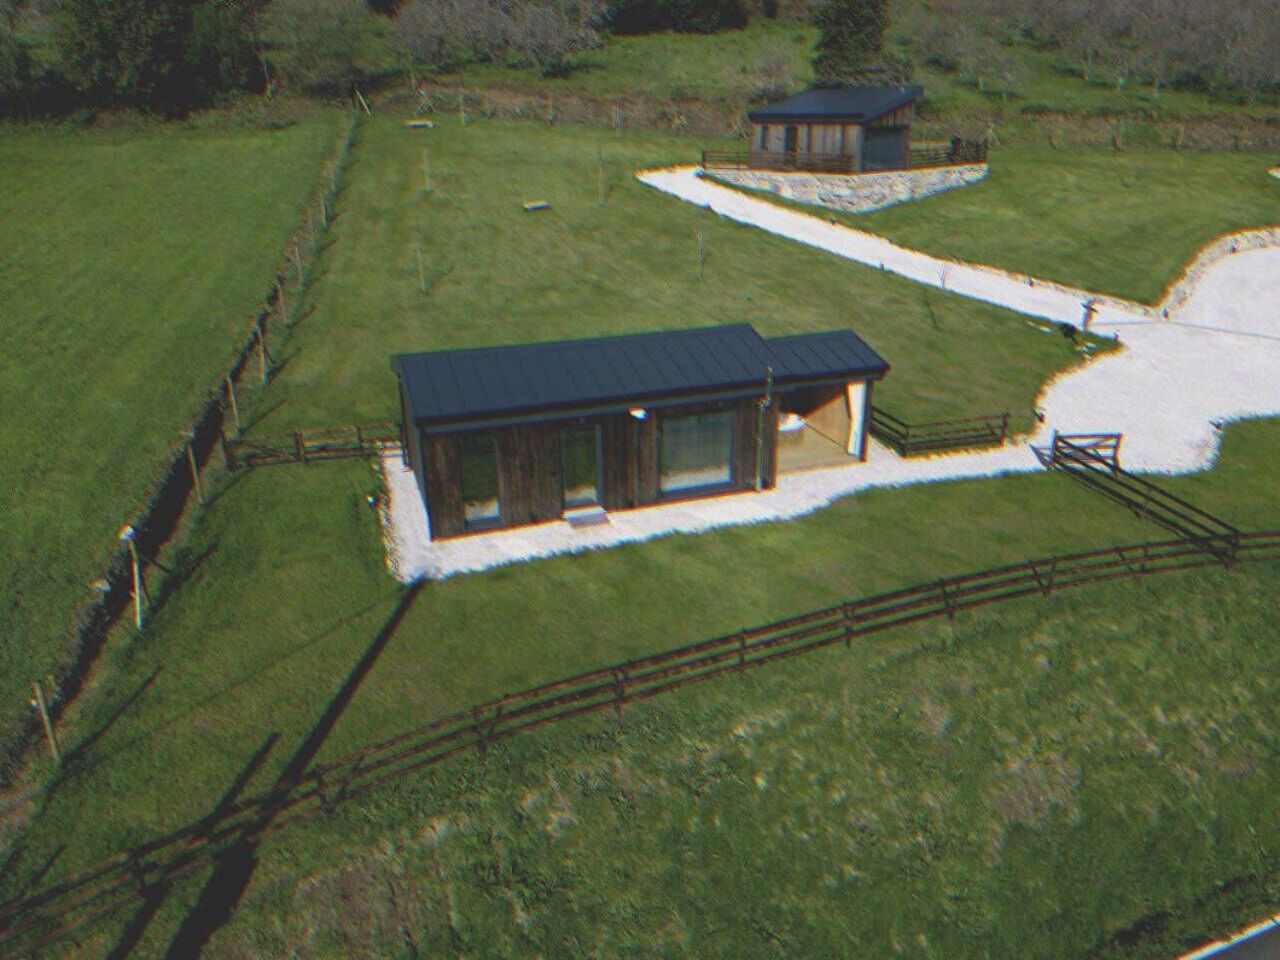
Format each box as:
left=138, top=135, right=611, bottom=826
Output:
left=659, top=409, right=736, bottom=496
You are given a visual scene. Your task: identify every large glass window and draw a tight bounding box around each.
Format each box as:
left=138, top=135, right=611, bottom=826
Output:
left=660, top=410, right=735, bottom=496
left=561, top=426, right=601, bottom=510
left=459, top=432, right=501, bottom=530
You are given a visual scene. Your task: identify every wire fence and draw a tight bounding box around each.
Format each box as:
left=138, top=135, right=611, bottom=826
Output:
left=0, top=116, right=365, bottom=785
left=2, top=530, right=1277, bottom=955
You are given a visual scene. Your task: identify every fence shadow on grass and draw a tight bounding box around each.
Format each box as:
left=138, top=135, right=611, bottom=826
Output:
left=160, top=583, right=424, bottom=958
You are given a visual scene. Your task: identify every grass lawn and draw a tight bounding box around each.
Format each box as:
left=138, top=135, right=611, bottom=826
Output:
left=0, top=115, right=344, bottom=773
left=254, top=115, right=1090, bottom=436
left=219, top=555, right=1280, bottom=960
left=1, top=411, right=1276, bottom=955
left=727, top=146, right=1280, bottom=304
left=2, top=112, right=1278, bottom=957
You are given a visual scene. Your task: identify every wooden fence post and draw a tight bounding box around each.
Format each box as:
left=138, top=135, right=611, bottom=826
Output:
left=258, top=326, right=268, bottom=386
left=187, top=442, right=204, bottom=505
left=295, top=430, right=307, bottom=465
left=31, top=681, right=60, bottom=765
left=843, top=602, right=855, bottom=648
left=221, top=428, right=238, bottom=472
left=999, top=412, right=1010, bottom=445
left=225, top=375, right=240, bottom=434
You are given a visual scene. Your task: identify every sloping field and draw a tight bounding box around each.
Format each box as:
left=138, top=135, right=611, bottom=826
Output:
left=0, top=115, right=343, bottom=773
left=1, top=114, right=1277, bottom=958
left=825, top=147, right=1280, bottom=303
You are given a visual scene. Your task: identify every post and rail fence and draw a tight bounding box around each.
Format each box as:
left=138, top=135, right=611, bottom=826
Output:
left=222, top=423, right=400, bottom=471
left=701, top=139, right=989, bottom=177
left=0, top=116, right=363, bottom=785
left=869, top=406, right=1011, bottom=457
left=2, top=529, right=1278, bottom=955
left=1045, top=433, right=1242, bottom=562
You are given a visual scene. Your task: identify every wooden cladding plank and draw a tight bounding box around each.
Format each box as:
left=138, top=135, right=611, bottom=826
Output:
left=421, top=431, right=465, bottom=539
left=497, top=425, right=563, bottom=528
left=601, top=415, right=637, bottom=511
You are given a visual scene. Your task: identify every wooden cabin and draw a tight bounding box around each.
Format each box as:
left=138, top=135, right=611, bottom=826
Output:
left=393, top=324, right=889, bottom=541
left=747, top=85, right=923, bottom=174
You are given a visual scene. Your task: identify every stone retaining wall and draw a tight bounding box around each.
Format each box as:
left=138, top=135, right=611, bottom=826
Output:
left=705, top=164, right=989, bottom=215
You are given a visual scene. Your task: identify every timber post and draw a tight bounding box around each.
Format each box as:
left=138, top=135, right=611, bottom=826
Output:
left=258, top=324, right=268, bottom=386
left=187, top=442, right=204, bottom=505
left=225, top=375, right=240, bottom=435
left=221, top=428, right=238, bottom=472
left=31, top=681, right=60, bottom=765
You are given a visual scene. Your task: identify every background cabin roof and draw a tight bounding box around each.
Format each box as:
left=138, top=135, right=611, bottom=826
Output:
left=747, top=86, right=923, bottom=124
left=394, top=323, right=888, bottom=430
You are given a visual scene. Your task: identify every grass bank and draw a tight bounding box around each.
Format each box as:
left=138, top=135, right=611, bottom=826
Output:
left=0, top=115, right=343, bottom=775
left=722, top=146, right=1280, bottom=303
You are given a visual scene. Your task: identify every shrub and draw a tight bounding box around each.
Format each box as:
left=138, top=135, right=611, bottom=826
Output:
left=607, top=0, right=748, bottom=36
left=55, top=0, right=256, bottom=114
left=265, top=0, right=371, bottom=95
left=812, top=0, right=890, bottom=86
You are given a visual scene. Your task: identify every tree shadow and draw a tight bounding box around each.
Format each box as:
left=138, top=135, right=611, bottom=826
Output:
left=105, top=732, right=280, bottom=960
left=80, top=593, right=400, bottom=775
left=160, top=584, right=424, bottom=958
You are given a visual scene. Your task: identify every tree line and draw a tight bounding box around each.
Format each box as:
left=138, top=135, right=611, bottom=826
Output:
left=909, top=0, right=1280, bottom=106
left=1, top=0, right=1277, bottom=120
left=0, top=0, right=773, bottom=117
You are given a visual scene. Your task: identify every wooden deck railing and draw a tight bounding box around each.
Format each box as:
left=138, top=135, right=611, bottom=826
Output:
left=701, top=139, right=988, bottom=177
left=870, top=406, right=1010, bottom=457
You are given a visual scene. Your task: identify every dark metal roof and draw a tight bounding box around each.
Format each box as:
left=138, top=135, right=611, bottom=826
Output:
left=748, top=86, right=923, bottom=124
left=395, top=324, right=888, bottom=431
left=766, top=330, right=889, bottom=382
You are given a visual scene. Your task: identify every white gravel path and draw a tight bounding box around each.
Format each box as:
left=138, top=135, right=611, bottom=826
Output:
left=640, top=166, right=1154, bottom=329
left=380, top=175, right=1280, bottom=582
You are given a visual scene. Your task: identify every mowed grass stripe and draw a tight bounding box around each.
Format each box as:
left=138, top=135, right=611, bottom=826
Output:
left=0, top=116, right=343, bottom=769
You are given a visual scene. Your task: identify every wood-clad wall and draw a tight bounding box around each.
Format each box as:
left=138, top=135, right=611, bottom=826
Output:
left=413, top=396, right=779, bottom=540
left=496, top=424, right=562, bottom=529
left=419, top=432, right=465, bottom=539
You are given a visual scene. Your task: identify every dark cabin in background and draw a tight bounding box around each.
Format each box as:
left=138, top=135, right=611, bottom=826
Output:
left=393, top=324, right=889, bottom=541
left=747, top=85, right=924, bottom=173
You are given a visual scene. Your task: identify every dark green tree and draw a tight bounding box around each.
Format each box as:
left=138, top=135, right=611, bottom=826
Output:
left=812, top=0, right=890, bottom=86
left=0, top=20, right=28, bottom=117
left=57, top=0, right=256, bottom=113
